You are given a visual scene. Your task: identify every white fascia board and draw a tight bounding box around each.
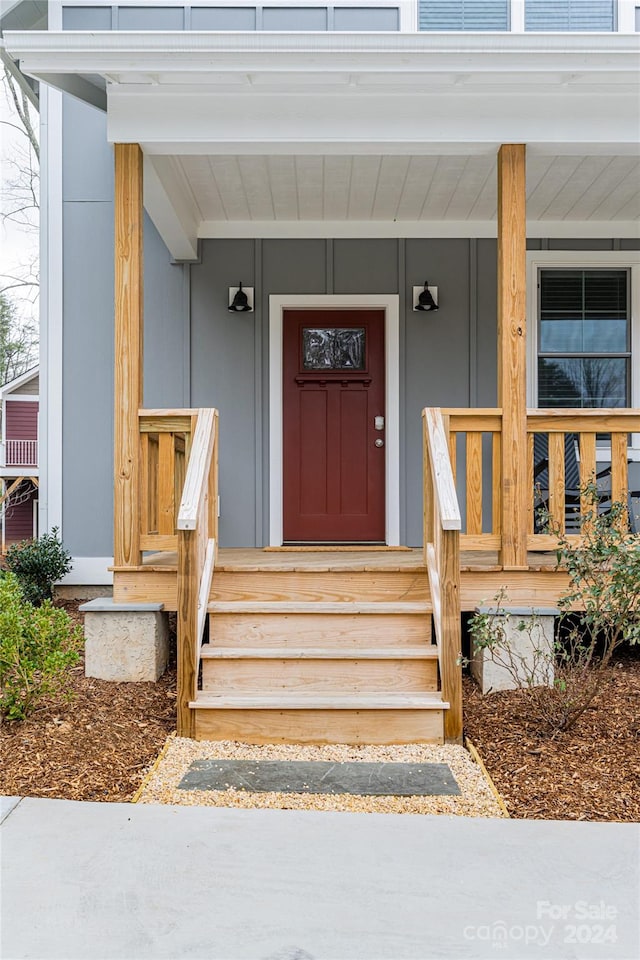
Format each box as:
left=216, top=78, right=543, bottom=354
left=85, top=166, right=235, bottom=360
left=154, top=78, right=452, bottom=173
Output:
left=108, top=87, right=639, bottom=151
left=6, top=30, right=640, bottom=67
left=8, top=31, right=638, bottom=146
left=198, top=220, right=640, bottom=240
left=143, top=156, right=199, bottom=261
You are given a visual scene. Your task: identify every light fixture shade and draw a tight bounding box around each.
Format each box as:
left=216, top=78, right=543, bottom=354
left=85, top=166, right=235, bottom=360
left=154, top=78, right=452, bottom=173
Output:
left=413, top=282, right=439, bottom=312
left=228, top=283, right=254, bottom=312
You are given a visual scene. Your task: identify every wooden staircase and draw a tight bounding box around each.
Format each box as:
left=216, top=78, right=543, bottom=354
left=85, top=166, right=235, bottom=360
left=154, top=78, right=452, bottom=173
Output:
left=189, top=556, right=449, bottom=744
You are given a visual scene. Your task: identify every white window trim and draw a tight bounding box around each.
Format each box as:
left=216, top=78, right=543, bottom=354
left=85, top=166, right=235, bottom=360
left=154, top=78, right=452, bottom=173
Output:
left=527, top=249, right=640, bottom=456
left=268, top=294, right=400, bottom=547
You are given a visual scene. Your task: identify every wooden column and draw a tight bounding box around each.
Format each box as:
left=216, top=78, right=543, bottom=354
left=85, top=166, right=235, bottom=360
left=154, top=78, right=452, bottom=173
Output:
left=497, top=144, right=528, bottom=569
left=114, top=144, right=143, bottom=568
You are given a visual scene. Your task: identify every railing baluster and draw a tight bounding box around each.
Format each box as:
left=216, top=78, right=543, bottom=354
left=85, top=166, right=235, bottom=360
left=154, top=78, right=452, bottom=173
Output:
left=492, top=431, right=502, bottom=537
left=548, top=433, right=566, bottom=535
left=611, top=433, right=629, bottom=522
left=466, top=432, right=483, bottom=535
left=526, top=431, right=534, bottom=535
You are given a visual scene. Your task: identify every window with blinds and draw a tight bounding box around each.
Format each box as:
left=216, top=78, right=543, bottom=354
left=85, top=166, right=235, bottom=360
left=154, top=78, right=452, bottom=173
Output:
left=419, top=0, right=509, bottom=30
left=537, top=269, right=630, bottom=408
left=525, top=0, right=615, bottom=32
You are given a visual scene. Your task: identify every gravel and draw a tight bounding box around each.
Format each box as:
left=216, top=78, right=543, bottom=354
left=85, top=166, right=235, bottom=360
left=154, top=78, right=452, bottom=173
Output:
left=136, top=737, right=506, bottom=817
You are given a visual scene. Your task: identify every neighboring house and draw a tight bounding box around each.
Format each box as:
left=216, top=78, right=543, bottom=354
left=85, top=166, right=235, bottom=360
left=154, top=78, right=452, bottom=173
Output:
left=0, top=366, right=39, bottom=551
left=3, top=0, right=639, bottom=744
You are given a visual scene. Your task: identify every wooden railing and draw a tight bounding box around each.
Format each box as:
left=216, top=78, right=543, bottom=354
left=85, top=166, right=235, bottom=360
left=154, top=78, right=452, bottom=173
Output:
left=137, top=407, right=219, bottom=737
left=138, top=409, right=193, bottom=558
left=422, top=408, right=463, bottom=743
left=442, top=408, right=640, bottom=558
left=176, top=409, right=219, bottom=737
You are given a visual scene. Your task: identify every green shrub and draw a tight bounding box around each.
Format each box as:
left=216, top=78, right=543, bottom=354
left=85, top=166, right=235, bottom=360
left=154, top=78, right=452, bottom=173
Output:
left=5, top=527, right=72, bottom=606
left=0, top=573, right=83, bottom=721
left=469, top=485, right=640, bottom=736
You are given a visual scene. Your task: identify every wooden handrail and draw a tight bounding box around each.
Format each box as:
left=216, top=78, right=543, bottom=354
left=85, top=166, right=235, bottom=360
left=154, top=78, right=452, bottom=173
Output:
left=178, top=409, right=216, bottom=530
left=422, top=408, right=463, bottom=743
left=170, top=407, right=219, bottom=737
left=423, top=408, right=462, bottom=532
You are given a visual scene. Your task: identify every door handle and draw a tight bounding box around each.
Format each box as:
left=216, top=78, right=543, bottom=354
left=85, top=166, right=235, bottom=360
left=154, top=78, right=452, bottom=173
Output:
left=374, top=416, right=385, bottom=431
left=375, top=439, right=384, bottom=448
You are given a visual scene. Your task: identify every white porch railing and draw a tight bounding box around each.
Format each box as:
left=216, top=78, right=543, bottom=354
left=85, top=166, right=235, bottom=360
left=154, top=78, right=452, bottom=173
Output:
left=4, top=440, right=38, bottom=468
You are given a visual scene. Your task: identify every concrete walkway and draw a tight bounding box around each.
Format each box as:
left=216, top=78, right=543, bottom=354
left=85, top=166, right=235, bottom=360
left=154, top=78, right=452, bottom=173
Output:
left=1, top=797, right=638, bottom=960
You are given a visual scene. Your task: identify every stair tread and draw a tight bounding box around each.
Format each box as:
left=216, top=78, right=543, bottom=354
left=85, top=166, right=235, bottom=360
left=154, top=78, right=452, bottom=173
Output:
left=191, top=692, right=448, bottom=710
left=208, top=601, right=431, bottom=614
left=202, top=645, right=438, bottom=659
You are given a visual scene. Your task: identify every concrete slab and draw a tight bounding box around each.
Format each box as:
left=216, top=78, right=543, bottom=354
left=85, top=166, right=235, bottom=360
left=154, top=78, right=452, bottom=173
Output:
left=179, top=760, right=461, bottom=796
left=1, top=798, right=638, bottom=959
left=0, top=796, right=21, bottom=825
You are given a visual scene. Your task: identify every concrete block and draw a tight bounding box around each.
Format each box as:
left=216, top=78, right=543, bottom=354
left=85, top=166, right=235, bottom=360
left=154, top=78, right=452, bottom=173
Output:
left=470, top=607, right=558, bottom=694
left=80, top=598, right=169, bottom=682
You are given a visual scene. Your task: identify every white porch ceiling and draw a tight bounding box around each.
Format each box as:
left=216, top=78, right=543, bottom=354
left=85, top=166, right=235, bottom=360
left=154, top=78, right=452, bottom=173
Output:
left=154, top=153, right=640, bottom=229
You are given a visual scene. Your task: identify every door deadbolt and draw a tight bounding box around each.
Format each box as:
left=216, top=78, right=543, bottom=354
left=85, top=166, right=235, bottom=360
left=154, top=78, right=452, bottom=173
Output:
left=375, top=438, right=384, bottom=448
left=374, top=416, right=385, bottom=431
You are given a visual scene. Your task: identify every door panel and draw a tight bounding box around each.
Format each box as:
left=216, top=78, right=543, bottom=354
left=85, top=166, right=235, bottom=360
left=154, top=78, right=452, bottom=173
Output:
left=283, top=309, right=385, bottom=542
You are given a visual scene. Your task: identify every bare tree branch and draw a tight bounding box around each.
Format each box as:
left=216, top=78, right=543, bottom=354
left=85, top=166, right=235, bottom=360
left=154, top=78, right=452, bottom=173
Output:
left=4, top=69, right=39, bottom=162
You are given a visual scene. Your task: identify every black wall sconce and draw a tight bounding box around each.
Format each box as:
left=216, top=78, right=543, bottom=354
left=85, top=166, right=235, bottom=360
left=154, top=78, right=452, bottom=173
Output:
left=228, top=282, right=254, bottom=313
left=413, top=281, right=439, bottom=312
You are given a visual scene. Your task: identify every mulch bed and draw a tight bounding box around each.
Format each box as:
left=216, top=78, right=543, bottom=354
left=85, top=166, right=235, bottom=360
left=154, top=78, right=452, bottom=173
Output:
left=463, top=651, right=640, bottom=822
left=0, top=601, right=176, bottom=802
left=1, top=601, right=639, bottom=818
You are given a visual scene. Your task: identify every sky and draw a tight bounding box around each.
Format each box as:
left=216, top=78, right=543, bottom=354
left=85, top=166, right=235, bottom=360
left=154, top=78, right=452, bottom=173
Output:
left=0, top=70, right=40, bottom=327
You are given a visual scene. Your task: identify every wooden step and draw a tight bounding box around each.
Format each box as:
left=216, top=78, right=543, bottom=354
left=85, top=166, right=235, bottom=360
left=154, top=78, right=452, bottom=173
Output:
left=201, top=646, right=438, bottom=659
left=191, top=692, right=447, bottom=745
left=200, top=645, right=439, bottom=694
left=210, top=570, right=429, bottom=603
left=208, top=602, right=433, bottom=652
left=208, top=601, right=431, bottom=614
left=209, top=611, right=431, bottom=648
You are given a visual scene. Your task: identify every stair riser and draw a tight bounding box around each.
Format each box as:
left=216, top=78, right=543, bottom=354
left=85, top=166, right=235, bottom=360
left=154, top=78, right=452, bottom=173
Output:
left=201, top=657, right=438, bottom=694
left=194, top=708, right=444, bottom=745
left=210, top=571, right=429, bottom=603
left=209, top=613, right=431, bottom=648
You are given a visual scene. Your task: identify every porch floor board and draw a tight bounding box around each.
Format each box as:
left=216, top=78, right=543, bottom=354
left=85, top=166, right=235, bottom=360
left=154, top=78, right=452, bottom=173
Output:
left=128, top=546, right=560, bottom=574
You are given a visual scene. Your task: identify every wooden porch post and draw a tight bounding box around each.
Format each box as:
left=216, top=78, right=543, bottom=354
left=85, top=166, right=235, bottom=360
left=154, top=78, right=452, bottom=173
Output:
left=114, top=143, right=143, bottom=568
left=497, top=144, right=528, bottom=569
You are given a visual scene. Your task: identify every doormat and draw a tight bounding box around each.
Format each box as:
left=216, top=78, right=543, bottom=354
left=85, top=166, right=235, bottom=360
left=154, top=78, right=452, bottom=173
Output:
left=264, top=545, right=412, bottom=552
left=178, top=759, right=461, bottom=796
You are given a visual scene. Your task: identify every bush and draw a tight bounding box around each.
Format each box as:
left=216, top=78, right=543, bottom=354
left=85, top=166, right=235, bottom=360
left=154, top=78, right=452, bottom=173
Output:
left=5, top=527, right=72, bottom=606
left=469, top=485, right=640, bottom=737
left=0, top=573, right=83, bottom=721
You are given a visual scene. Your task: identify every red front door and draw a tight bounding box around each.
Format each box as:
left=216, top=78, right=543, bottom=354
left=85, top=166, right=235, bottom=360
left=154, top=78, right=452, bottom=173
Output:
left=283, top=309, right=386, bottom=543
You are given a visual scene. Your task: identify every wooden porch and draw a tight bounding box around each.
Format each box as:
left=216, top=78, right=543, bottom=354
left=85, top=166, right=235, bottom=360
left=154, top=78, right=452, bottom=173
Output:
left=108, top=402, right=638, bottom=745
left=110, top=142, right=639, bottom=744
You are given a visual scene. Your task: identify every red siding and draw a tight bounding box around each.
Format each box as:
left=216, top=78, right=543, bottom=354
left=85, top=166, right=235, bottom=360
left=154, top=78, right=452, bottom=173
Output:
left=5, top=401, right=38, bottom=440
left=4, top=489, right=36, bottom=545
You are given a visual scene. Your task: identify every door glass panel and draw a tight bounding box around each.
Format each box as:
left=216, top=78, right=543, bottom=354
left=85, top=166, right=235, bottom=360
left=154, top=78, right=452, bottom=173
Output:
left=302, top=328, right=366, bottom=370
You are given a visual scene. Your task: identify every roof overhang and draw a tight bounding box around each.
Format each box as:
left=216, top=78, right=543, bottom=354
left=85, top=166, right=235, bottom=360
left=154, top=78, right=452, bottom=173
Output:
left=0, top=364, right=39, bottom=398
left=5, top=31, right=639, bottom=258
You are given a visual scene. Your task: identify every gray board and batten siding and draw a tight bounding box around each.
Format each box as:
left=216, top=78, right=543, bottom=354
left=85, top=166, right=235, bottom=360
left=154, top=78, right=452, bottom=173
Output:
left=62, top=1, right=619, bottom=33
left=60, top=100, right=639, bottom=557
left=62, top=4, right=401, bottom=32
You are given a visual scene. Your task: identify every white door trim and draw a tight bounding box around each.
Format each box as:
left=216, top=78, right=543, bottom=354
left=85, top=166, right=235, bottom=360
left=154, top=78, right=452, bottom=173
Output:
left=269, top=294, right=400, bottom=547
